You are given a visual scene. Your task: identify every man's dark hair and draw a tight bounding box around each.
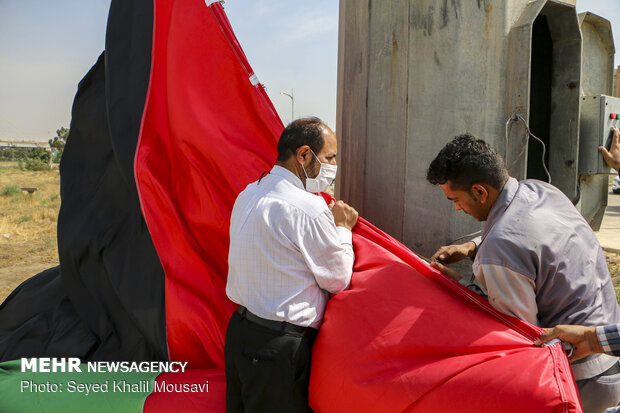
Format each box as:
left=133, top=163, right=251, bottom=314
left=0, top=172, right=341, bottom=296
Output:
left=276, top=117, right=326, bottom=162
left=426, top=133, right=508, bottom=191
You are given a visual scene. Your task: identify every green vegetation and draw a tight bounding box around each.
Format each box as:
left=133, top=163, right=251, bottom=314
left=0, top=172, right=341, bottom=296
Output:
left=10, top=147, right=51, bottom=171
left=0, top=185, right=20, bottom=196
left=24, top=158, right=51, bottom=171
left=16, top=216, right=32, bottom=224
left=49, top=127, right=69, bottom=163
left=1, top=146, right=49, bottom=164
left=1, top=126, right=69, bottom=170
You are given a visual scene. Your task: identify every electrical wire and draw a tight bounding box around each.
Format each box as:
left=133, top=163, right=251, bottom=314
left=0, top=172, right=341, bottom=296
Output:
left=505, top=112, right=551, bottom=184
left=505, top=115, right=512, bottom=167
left=450, top=230, right=482, bottom=244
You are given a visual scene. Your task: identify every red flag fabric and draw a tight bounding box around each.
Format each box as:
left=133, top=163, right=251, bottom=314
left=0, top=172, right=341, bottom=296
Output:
left=135, top=1, right=582, bottom=411
left=144, top=370, right=226, bottom=413
left=310, top=196, right=582, bottom=412
left=135, top=0, right=282, bottom=370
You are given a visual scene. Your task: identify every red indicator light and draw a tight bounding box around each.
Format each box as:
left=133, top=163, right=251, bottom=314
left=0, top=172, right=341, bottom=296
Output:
left=612, top=113, right=618, bottom=119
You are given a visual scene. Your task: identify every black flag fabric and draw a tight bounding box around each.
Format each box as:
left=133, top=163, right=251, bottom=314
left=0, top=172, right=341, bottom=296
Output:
left=0, top=0, right=166, bottom=362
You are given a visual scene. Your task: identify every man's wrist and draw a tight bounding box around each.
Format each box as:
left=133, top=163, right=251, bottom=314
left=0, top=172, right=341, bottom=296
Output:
left=467, top=241, right=477, bottom=258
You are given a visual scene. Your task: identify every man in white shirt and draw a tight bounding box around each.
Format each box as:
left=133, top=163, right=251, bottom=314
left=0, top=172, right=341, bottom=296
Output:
left=225, top=117, right=359, bottom=412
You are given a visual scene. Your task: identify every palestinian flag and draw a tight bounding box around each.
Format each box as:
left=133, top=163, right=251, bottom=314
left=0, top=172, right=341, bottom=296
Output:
left=0, top=0, right=583, bottom=412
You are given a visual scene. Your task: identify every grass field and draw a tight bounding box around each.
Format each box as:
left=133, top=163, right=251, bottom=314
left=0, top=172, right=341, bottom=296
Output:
left=607, top=253, right=620, bottom=303
left=1, top=163, right=620, bottom=304
left=0, top=163, right=60, bottom=300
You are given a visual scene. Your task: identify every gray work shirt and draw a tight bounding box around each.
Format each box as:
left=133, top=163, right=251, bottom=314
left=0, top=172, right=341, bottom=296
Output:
left=473, top=177, right=620, bottom=379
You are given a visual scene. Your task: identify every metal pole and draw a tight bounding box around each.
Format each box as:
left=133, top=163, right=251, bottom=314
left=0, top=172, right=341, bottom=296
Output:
left=280, top=90, right=294, bottom=122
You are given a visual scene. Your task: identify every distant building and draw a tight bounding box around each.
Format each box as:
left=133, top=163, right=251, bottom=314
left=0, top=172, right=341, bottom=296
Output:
left=0, top=140, right=51, bottom=151
left=0, top=140, right=51, bottom=162
left=614, top=65, right=620, bottom=98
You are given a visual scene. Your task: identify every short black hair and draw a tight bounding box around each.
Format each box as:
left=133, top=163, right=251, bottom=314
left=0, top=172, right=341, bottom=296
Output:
left=426, top=133, right=508, bottom=191
left=276, top=117, right=326, bottom=162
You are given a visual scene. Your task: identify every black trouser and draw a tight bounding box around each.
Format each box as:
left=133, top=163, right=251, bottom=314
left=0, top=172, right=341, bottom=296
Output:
left=225, top=308, right=318, bottom=413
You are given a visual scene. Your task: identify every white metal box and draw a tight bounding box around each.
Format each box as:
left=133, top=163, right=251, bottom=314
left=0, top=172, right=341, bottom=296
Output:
left=579, top=95, right=620, bottom=175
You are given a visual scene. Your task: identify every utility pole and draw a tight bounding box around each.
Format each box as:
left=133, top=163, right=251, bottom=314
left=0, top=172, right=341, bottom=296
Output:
left=280, top=89, right=294, bottom=122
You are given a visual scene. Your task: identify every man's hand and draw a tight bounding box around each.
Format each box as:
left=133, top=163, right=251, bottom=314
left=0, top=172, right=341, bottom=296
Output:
left=431, top=241, right=476, bottom=264
left=429, top=261, right=463, bottom=282
left=599, top=127, right=620, bottom=171
left=534, top=325, right=603, bottom=362
left=329, top=200, right=359, bottom=231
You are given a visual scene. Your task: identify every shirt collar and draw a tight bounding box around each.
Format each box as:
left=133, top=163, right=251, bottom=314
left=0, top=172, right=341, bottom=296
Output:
left=270, top=165, right=305, bottom=190
left=482, top=177, right=518, bottom=241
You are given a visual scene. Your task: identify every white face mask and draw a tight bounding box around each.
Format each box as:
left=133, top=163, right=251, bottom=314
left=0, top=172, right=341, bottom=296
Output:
left=302, top=149, right=338, bottom=193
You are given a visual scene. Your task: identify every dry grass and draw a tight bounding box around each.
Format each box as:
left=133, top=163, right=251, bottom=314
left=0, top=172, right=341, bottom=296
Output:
left=605, top=251, right=620, bottom=304
left=0, top=162, right=60, bottom=301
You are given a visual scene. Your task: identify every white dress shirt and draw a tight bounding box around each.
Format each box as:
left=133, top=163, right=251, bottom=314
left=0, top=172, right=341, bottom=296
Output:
left=226, top=165, right=354, bottom=328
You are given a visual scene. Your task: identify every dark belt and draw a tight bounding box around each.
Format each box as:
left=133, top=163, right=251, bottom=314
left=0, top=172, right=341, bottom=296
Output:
left=602, top=361, right=620, bottom=377
left=236, top=306, right=317, bottom=336
left=579, top=360, right=620, bottom=382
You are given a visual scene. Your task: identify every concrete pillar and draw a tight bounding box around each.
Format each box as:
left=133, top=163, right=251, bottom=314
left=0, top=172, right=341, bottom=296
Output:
left=337, top=0, right=584, bottom=256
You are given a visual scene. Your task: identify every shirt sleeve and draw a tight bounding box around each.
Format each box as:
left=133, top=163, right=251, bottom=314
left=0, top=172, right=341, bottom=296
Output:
left=596, top=324, right=620, bottom=357
left=298, top=210, right=354, bottom=294
left=475, top=263, right=539, bottom=326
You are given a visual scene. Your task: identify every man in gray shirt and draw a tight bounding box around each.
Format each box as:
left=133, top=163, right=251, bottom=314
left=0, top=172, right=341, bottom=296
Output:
left=427, top=134, right=620, bottom=413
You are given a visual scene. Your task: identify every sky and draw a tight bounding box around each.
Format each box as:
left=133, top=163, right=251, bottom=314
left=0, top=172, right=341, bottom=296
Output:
left=0, top=0, right=618, bottom=142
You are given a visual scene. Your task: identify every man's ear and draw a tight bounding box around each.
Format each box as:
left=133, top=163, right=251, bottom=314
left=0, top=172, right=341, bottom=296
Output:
left=296, top=145, right=311, bottom=166
left=471, top=183, right=489, bottom=203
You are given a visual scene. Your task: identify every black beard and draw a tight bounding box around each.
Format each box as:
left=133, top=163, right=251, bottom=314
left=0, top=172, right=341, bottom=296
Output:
left=306, top=156, right=320, bottom=178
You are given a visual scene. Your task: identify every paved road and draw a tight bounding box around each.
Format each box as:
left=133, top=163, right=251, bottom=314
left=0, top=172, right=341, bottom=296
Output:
left=596, top=187, right=620, bottom=252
